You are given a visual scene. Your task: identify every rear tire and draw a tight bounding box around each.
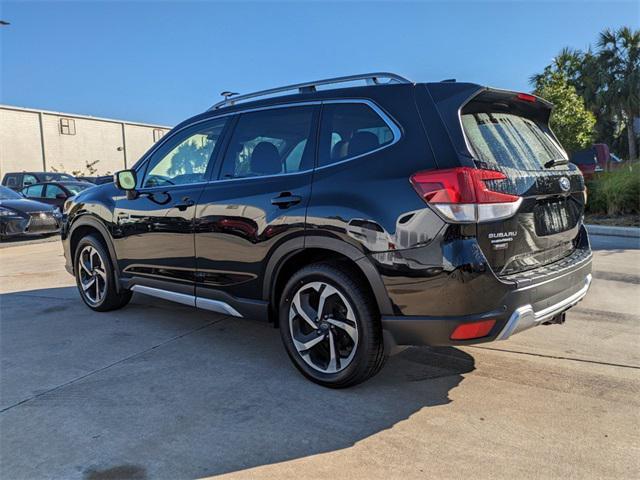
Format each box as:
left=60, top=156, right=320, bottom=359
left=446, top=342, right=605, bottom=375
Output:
left=279, top=262, right=386, bottom=388
left=74, top=234, right=132, bottom=312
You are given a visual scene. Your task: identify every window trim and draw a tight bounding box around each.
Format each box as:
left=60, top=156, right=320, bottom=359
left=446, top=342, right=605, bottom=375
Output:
left=133, top=98, right=401, bottom=187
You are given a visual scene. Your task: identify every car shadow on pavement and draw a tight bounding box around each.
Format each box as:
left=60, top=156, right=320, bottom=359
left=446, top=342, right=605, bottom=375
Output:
left=0, top=286, right=475, bottom=479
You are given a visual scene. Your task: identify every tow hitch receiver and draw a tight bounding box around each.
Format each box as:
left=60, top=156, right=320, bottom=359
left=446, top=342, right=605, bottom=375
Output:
left=543, top=312, right=566, bottom=326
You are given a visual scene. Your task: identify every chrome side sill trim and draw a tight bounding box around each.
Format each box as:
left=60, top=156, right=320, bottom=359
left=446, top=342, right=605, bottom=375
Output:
left=497, top=273, right=592, bottom=340
left=131, top=285, right=243, bottom=317
left=131, top=285, right=195, bottom=307
left=195, top=297, right=242, bottom=317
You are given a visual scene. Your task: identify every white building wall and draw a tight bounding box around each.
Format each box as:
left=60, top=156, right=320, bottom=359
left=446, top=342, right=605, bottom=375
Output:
left=0, top=108, right=44, bottom=173
left=0, top=105, right=171, bottom=177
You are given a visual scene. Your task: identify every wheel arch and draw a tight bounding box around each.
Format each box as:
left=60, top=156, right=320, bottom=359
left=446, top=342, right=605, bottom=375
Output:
left=264, top=236, right=393, bottom=324
left=69, top=215, right=121, bottom=290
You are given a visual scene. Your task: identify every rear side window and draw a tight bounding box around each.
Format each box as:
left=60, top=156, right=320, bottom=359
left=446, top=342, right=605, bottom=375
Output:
left=461, top=112, right=565, bottom=171
left=220, top=106, right=315, bottom=179
left=23, top=184, right=44, bottom=197
left=318, top=103, right=395, bottom=168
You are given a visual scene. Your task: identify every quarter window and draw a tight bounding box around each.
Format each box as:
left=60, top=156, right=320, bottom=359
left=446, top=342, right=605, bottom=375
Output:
left=143, top=118, right=227, bottom=188
left=219, top=106, right=315, bottom=179
left=318, top=103, right=395, bottom=167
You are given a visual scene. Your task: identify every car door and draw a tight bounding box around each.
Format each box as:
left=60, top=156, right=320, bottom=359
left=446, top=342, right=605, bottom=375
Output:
left=42, top=184, right=67, bottom=210
left=21, top=184, right=46, bottom=202
left=112, top=117, right=229, bottom=295
left=194, top=105, right=318, bottom=311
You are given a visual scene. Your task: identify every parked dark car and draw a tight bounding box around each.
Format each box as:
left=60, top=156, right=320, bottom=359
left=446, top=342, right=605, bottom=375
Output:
left=76, top=175, right=113, bottom=185
left=0, top=186, right=62, bottom=239
left=2, top=171, right=78, bottom=191
left=61, top=73, right=592, bottom=387
left=20, top=181, right=93, bottom=211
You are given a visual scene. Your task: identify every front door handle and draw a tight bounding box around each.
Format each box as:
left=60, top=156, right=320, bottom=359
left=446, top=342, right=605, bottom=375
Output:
left=271, top=192, right=301, bottom=208
left=174, top=197, right=195, bottom=211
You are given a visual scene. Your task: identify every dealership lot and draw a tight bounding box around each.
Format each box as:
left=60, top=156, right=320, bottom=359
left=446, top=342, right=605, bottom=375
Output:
left=0, top=237, right=638, bottom=479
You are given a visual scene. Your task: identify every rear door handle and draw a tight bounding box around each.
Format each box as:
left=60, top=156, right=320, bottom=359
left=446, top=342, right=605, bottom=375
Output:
left=174, top=197, right=195, bottom=211
left=271, top=192, right=301, bottom=208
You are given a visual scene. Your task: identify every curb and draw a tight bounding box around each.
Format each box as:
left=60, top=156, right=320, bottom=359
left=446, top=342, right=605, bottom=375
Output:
left=586, top=224, right=640, bottom=238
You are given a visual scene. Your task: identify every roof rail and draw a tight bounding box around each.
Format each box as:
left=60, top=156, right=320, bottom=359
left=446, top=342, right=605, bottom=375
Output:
left=209, top=72, right=412, bottom=110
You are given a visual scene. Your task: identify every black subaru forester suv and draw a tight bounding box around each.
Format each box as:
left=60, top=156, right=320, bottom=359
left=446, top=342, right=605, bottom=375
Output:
left=62, top=73, right=592, bottom=388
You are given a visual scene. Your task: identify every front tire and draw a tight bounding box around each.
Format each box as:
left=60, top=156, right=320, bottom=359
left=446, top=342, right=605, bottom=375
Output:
left=74, top=234, right=131, bottom=311
left=279, top=262, right=386, bottom=388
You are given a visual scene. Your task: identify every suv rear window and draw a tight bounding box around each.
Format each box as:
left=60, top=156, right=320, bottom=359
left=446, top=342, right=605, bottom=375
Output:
left=461, top=112, right=565, bottom=171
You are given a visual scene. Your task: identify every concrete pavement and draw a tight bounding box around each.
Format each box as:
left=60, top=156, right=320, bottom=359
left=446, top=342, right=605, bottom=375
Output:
left=0, top=237, right=638, bottom=479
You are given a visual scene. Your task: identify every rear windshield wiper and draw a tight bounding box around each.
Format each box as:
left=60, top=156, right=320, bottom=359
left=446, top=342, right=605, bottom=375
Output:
left=544, top=158, right=569, bottom=169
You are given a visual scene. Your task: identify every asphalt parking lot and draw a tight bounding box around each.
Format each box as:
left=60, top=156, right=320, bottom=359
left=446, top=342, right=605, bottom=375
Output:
left=1, top=235, right=638, bottom=479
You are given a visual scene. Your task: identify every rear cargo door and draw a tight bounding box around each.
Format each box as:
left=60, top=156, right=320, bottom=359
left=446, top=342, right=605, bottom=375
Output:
left=459, top=91, right=586, bottom=275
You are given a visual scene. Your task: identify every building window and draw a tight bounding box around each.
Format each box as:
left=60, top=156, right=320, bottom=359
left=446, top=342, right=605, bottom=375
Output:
left=60, top=118, right=76, bottom=135
left=153, top=128, right=165, bottom=142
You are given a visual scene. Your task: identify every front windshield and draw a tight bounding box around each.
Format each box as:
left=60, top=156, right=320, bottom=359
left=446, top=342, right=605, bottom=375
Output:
left=0, top=185, right=23, bottom=200
left=65, top=183, right=92, bottom=195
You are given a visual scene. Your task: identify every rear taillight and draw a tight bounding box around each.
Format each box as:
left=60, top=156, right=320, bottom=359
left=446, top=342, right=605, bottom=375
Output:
left=410, top=167, right=522, bottom=223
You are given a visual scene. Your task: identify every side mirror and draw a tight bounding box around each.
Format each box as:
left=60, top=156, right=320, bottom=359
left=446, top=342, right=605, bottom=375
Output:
left=114, top=170, right=137, bottom=196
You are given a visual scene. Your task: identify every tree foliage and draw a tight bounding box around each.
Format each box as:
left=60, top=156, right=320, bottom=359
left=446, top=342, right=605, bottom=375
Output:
left=533, top=72, right=596, bottom=153
left=531, top=27, right=639, bottom=160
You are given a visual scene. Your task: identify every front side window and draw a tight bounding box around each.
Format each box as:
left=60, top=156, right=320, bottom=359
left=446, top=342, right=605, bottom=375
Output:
left=44, top=184, right=65, bottom=198
left=143, top=118, right=227, bottom=188
left=23, top=184, right=44, bottom=197
left=318, top=103, right=395, bottom=168
left=219, top=106, right=315, bottom=179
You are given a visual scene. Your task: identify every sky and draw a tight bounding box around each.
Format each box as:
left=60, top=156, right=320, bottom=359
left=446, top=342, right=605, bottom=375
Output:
left=1, top=0, right=638, bottom=126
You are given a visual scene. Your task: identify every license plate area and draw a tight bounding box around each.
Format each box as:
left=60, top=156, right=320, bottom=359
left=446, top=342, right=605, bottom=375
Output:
left=533, top=198, right=580, bottom=236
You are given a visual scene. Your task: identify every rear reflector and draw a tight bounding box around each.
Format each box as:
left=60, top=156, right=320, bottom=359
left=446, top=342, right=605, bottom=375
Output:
left=410, top=167, right=522, bottom=223
left=450, top=319, right=496, bottom=340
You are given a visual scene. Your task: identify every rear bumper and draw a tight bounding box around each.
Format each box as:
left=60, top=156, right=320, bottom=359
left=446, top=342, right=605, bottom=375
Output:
left=496, top=273, right=591, bottom=340
left=377, top=240, right=593, bottom=348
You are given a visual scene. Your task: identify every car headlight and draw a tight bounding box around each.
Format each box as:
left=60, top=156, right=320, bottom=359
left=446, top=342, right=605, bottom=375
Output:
left=0, top=206, right=18, bottom=217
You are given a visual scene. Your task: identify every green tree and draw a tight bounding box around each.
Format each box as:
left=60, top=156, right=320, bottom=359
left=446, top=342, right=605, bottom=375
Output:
left=530, top=27, right=639, bottom=160
left=534, top=72, right=596, bottom=153
left=596, top=27, right=640, bottom=161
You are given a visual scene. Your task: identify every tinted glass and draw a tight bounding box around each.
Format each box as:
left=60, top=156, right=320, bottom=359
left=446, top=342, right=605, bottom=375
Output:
left=4, top=175, right=18, bottom=187
left=220, top=106, right=315, bottom=179
left=44, top=185, right=65, bottom=198
left=461, top=113, right=565, bottom=171
left=318, top=103, right=394, bottom=167
left=0, top=185, right=21, bottom=199
left=23, top=184, right=44, bottom=197
left=23, top=174, right=37, bottom=186
left=143, top=118, right=227, bottom=188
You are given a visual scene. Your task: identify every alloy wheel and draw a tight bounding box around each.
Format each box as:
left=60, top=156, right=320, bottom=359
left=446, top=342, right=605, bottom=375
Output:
left=288, top=281, right=359, bottom=374
left=78, top=245, right=107, bottom=305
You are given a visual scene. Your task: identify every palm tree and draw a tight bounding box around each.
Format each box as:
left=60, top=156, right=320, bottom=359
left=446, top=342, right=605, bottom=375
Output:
left=596, top=27, right=640, bottom=161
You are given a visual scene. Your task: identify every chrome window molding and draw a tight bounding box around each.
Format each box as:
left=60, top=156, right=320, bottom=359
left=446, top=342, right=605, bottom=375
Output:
left=133, top=98, right=403, bottom=188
